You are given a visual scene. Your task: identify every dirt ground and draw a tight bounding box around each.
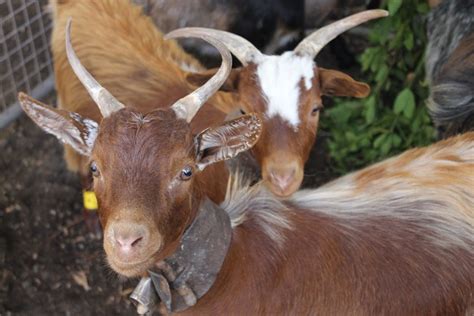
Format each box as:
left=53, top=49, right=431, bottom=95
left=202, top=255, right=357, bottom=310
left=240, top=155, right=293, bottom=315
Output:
left=0, top=107, right=334, bottom=315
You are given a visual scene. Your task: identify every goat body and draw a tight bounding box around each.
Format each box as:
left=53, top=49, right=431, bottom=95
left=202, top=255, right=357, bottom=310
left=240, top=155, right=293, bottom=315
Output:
left=187, top=132, right=474, bottom=315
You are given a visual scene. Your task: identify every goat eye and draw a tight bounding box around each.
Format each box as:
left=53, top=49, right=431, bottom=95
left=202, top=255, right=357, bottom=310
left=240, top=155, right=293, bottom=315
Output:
left=180, top=166, right=193, bottom=180
left=311, top=107, right=321, bottom=115
left=90, top=161, right=100, bottom=177
left=240, top=109, right=246, bottom=115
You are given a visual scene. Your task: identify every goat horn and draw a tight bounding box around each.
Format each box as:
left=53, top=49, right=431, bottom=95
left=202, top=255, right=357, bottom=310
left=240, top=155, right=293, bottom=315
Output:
left=168, top=33, right=233, bottom=122
left=294, top=10, right=388, bottom=58
left=165, top=28, right=263, bottom=66
left=65, top=18, right=125, bottom=118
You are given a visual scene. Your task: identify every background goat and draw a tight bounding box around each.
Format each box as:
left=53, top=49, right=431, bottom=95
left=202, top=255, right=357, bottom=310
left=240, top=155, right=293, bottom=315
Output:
left=173, top=9, right=387, bottom=196
left=19, top=24, right=474, bottom=314
left=426, top=0, right=474, bottom=138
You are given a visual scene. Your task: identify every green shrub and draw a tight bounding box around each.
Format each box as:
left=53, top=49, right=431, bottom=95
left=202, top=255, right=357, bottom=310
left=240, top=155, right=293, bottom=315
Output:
left=322, top=0, right=435, bottom=174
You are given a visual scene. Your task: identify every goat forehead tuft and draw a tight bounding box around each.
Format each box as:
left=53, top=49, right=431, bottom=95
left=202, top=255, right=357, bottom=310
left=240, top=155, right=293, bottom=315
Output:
left=256, top=52, right=315, bottom=128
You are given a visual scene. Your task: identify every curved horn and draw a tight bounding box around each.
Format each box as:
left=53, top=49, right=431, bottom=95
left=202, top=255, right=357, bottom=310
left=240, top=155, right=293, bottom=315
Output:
left=165, top=27, right=263, bottom=66
left=295, top=10, right=388, bottom=58
left=65, top=18, right=125, bottom=118
left=168, top=34, right=233, bottom=122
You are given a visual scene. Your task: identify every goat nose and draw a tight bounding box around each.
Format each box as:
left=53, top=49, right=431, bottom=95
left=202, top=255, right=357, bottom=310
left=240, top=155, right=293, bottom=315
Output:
left=115, top=234, right=143, bottom=250
left=112, top=226, right=146, bottom=255
left=270, top=168, right=296, bottom=191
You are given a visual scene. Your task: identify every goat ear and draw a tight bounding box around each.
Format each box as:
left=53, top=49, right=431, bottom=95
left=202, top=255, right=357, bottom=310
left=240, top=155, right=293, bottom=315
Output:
left=186, top=68, right=241, bottom=92
left=195, top=113, right=262, bottom=170
left=319, top=68, right=370, bottom=98
left=18, top=93, right=98, bottom=156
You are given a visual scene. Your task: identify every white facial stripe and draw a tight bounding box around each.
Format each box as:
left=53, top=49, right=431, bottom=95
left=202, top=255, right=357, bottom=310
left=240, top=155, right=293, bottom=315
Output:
left=256, top=52, right=314, bottom=128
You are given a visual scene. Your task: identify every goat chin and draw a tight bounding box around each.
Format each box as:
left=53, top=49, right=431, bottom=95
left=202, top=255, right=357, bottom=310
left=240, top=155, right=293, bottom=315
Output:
left=107, top=254, right=157, bottom=278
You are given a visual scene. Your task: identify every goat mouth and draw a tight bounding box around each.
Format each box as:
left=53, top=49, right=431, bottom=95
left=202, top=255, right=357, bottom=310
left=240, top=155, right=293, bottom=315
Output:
left=108, top=255, right=156, bottom=277
left=107, top=248, right=161, bottom=277
left=265, top=179, right=300, bottom=197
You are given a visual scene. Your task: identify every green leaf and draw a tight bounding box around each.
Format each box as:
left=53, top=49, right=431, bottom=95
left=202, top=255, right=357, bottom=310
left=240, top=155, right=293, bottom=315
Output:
left=391, top=134, right=402, bottom=147
left=403, top=99, right=415, bottom=119
left=345, top=131, right=356, bottom=141
left=360, top=137, right=371, bottom=147
left=381, top=136, right=392, bottom=155
left=404, top=32, right=414, bottom=50
left=370, top=52, right=383, bottom=72
left=393, top=88, right=415, bottom=115
left=416, top=2, right=429, bottom=13
left=375, top=64, right=389, bottom=83
left=373, top=133, right=387, bottom=149
left=411, top=115, right=421, bottom=131
left=360, top=49, right=375, bottom=71
left=365, top=96, right=376, bottom=123
left=324, top=0, right=436, bottom=174
left=388, top=0, right=403, bottom=15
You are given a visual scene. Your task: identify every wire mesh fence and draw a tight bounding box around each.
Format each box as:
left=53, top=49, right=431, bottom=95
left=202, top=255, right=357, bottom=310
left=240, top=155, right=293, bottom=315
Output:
left=0, top=0, right=54, bottom=128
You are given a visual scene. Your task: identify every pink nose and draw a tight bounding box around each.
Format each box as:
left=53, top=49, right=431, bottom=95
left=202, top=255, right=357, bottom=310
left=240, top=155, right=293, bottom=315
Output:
left=111, top=224, right=146, bottom=256
left=115, top=234, right=143, bottom=251
left=270, top=168, right=296, bottom=192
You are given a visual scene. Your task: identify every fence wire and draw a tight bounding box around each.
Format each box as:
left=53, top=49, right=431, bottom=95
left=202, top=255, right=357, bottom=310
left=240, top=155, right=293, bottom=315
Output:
left=0, top=0, right=54, bottom=124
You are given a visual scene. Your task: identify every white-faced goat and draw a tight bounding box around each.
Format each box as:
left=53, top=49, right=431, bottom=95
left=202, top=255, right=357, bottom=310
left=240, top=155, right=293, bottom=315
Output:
left=170, top=9, right=388, bottom=196
left=19, top=18, right=474, bottom=315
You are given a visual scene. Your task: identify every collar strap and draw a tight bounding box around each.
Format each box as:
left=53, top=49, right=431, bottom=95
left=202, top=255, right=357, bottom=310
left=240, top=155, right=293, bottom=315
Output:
left=130, top=198, right=232, bottom=314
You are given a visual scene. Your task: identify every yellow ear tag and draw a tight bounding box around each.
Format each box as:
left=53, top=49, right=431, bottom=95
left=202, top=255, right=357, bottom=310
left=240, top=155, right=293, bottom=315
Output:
left=83, top=191, right=98, bottom=211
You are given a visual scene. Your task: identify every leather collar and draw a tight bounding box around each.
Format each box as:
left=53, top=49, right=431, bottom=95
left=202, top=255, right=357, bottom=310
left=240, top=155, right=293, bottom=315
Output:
left=130, top=198, right=232, bottom=315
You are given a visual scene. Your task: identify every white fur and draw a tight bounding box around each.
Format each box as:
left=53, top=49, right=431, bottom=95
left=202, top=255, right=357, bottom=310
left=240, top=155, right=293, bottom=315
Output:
left=256, top=52, right=314, bottom=128
left=290, top=141, right=474, bottom=250
left=222, top=157, right=474, bottom=252
left=220, top=171, right=293, bottom=248
left=291, top=183, right=474, bottom=250
left=25, top=99, right=98, bottom=156
left=178, top=61, right=202, bottom=73
left=70, top=112, right=99, bottom=150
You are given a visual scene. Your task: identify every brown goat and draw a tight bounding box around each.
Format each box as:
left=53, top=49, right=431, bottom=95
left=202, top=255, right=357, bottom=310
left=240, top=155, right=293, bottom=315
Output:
left=50, top=0, right=384, bottom=199
left=173, top=10, right=387, bottom=197
left=19, top=25, right=474, bottom=314
left=49, top=0, right=233, bottom=204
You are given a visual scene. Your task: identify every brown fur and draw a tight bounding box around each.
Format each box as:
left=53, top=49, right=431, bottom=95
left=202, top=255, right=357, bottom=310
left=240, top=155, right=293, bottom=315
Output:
left=187, top=209, right=473, bottom=315
left=184, top=133, right=474, bottom=315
